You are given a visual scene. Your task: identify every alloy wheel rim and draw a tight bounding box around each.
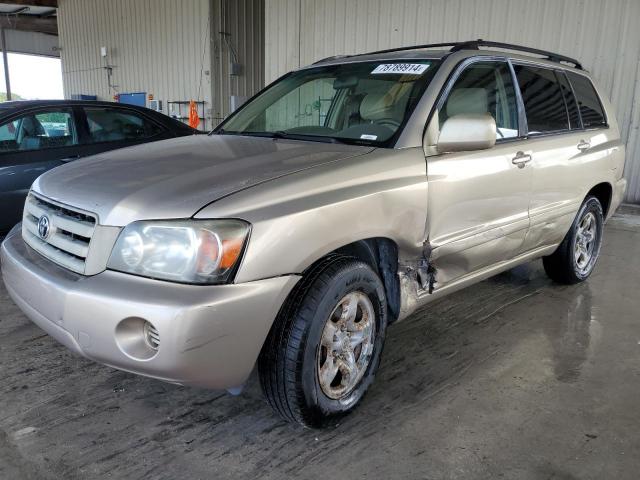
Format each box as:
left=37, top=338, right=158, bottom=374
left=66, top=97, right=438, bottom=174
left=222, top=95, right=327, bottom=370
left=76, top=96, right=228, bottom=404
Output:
left=317, top=291, right=376, bottom=400
left=574, top=211, right=598, bottom=275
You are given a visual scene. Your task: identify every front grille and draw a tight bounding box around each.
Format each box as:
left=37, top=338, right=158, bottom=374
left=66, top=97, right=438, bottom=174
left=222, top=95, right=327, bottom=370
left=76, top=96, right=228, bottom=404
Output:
left=22, top=193, right=97, bottom=274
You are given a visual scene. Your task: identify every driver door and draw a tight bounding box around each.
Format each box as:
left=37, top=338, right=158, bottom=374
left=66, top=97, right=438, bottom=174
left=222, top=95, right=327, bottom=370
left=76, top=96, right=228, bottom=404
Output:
left=424, top=59, right=533, bottom=287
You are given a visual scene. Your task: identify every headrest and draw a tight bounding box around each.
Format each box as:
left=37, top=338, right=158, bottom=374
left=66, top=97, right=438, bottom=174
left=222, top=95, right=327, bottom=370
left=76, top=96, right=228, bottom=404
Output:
left=21, top=116, right=45, bottom=136
left=446, top=88, right=489, bottom=117
left=360, top=92, right=394, bottom=121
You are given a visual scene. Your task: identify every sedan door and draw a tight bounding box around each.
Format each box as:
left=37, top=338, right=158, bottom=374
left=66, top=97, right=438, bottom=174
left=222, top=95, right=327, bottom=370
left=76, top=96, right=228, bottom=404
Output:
left=425, top=59, right=533, bottom=287
left=0, top=107, right=80, bottom=232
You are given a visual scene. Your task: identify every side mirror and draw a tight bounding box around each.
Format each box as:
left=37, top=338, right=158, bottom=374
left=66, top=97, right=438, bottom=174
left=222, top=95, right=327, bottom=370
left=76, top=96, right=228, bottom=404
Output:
left=436, top=113, right=497, bottom=153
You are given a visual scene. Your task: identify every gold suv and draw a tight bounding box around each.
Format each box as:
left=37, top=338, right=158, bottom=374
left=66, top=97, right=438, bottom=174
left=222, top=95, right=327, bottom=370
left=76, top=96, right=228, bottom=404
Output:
left=1, top=40, right=626, bottom=427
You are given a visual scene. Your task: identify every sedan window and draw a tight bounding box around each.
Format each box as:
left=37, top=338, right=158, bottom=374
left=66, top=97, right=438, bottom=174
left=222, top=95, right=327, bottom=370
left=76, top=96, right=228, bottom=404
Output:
left=0, top=109, right=78, bottom=153
left=84, top=108, right=164, bottom=144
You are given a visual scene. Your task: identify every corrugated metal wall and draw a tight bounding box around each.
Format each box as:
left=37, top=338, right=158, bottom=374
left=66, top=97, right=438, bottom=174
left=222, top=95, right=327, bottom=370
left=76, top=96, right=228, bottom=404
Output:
left=211, top=0, right=264, bottom=122
left=265, top=0, right=640, bottom=203
left=58, top=0, right=212, bottom=125
left=58, top=0, right=264, bottom=129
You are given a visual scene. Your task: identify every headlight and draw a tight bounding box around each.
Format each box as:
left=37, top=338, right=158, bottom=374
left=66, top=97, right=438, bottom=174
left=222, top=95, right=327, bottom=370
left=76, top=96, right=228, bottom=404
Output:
left=107, top=219, right=250, bottom=284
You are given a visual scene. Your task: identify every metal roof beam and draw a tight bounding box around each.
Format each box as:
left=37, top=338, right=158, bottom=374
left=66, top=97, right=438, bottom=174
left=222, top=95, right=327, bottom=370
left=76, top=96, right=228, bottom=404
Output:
left=0, top=14, right=57, bottom=35
left=1, top=0, right=58, bottom=7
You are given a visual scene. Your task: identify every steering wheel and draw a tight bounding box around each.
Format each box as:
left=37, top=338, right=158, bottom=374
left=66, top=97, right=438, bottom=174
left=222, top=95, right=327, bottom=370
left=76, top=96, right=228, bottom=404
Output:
left=375, top=118, right=401, bottom=129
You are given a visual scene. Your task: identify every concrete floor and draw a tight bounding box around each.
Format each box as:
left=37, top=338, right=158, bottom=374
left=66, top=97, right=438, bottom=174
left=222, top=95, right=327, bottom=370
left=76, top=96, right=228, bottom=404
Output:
left=1, top=210, right=639, bottom=480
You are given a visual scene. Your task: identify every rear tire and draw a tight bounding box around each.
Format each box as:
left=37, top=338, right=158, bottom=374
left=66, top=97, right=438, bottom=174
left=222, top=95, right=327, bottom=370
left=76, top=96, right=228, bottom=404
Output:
left=543, top=196, right=604, bottom=284
left=258, top=255, right=387, bottom=428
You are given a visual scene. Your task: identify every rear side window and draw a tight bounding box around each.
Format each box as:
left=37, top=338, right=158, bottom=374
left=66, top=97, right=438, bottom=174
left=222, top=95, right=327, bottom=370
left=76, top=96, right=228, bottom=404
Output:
left=514, top=65, right=569, bottom=134
left=557, top=72, right=581, bottom=129
left=566, top=72, right=607, bottom=129
left=84, top=108, right=164, bottom=144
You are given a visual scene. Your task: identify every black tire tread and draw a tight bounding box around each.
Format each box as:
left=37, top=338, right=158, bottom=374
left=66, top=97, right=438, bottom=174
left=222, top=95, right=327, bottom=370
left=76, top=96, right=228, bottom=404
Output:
left=258, top=254, right=363, bottom=426
left=543, top=195, right=603, bottom=284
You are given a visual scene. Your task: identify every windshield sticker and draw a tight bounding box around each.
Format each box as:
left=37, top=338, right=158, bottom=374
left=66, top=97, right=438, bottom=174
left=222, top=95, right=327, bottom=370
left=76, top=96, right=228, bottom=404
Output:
left=360, top=134, right=378, bottom=140
left=371, top=63, right=429, bottom=75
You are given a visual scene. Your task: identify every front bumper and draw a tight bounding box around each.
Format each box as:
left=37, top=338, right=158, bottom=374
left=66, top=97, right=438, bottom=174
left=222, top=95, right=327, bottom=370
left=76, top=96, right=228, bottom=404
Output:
left=1, top=227, right=299, bottom=390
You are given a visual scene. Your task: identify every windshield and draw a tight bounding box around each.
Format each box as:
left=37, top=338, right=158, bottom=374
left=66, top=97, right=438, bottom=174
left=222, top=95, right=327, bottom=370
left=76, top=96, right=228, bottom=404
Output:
left=216, top=60, right=440, bottom=147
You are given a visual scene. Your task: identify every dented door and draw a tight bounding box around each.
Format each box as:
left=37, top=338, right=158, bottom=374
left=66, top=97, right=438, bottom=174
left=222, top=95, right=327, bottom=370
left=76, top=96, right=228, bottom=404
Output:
left=426, top=142, right=532, bottom=287
left=424, top=59, right=532, bottom=288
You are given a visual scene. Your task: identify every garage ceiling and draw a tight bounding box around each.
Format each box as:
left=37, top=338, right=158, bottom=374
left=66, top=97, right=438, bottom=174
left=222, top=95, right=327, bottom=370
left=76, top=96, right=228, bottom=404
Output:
left=0, top=0, right=57, bottom=36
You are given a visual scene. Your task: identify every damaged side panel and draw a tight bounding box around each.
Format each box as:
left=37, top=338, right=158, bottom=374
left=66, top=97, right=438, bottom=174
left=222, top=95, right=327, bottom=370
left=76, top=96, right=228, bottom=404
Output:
left=203, top=147, right=431, bottom=286
left=397, top=242, right=437, bottom=322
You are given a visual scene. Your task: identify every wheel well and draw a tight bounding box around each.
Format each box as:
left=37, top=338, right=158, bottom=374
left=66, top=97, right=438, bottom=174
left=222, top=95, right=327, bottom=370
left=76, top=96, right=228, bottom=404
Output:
left=323, top=238, right=401, bottom=322
left=587, top=182, right=613, bottom=217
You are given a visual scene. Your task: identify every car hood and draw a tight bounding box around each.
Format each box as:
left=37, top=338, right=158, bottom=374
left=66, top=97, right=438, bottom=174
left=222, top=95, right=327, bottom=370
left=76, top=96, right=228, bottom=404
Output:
left=33, top=134, right=374, bottom=226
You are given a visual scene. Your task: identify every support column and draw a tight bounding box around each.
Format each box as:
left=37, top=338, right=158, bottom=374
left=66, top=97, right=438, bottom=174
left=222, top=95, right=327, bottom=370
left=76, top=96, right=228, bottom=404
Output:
left=1, top=28, right=11, bottom=100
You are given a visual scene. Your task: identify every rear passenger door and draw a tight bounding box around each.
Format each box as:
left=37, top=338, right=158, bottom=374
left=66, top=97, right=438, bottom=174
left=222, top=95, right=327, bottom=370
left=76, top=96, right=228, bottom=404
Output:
left=75, top=106, right=168, bottom=157
left=0, top=107, right=80, bottom=231
left=513, top=64, right=608, bottom=252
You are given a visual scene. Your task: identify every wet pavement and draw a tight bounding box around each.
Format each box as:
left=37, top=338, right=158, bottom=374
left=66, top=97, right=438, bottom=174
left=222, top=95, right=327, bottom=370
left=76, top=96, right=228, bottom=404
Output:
left=1, top=209, right=639, bottom=480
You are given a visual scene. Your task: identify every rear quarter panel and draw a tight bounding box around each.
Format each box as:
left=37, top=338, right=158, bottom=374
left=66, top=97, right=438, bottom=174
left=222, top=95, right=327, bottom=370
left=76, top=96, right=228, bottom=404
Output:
left=596, top=84, right=626, bottom=179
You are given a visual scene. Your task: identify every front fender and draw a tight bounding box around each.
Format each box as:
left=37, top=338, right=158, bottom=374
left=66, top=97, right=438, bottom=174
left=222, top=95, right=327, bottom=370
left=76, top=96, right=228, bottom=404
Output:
left=195, top=147, right=429, bottom=283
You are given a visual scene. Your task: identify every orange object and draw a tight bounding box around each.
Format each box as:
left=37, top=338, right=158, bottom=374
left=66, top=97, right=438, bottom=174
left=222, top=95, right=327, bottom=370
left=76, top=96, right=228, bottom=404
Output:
left=188, top=100, right=200, bottom=129
left=220, top=237, right=244, bottom=269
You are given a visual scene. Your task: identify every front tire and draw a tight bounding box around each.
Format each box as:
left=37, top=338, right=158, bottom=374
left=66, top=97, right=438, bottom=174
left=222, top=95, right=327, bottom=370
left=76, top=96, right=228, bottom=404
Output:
left=543, top=196, right=604, bottom=284
left=258, top=255, right=388, bottom=427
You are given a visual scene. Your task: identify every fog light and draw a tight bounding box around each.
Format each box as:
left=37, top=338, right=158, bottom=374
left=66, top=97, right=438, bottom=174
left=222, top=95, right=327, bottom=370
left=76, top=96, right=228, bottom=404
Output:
left=144, top=321, right=160, bottom=350
left=115, top=317, right=159, bottom=360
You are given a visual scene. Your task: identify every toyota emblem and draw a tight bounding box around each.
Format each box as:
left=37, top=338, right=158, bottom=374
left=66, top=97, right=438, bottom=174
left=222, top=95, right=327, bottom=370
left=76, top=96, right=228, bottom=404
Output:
left=38, top=215, right=51, bottom=239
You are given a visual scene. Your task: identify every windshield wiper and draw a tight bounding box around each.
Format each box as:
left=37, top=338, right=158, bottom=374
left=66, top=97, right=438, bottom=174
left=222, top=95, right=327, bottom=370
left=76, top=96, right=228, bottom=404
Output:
left=269, top=131, right=346, bottom=144
left=213, top=129, right=354, bottom=145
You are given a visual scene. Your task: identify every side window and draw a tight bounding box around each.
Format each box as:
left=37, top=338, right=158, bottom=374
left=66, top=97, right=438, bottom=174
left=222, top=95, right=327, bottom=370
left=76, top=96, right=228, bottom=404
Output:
left=0, top=119, right=19, bottom=151
left=84, top=108, right=164, bottom=143
left=0, top=109, right=78, bottom=153
left=566, top=72, right=607, bottom=129
left=513, top=65, right=569, bottom=134
left=440, top=61, right=519, bottom=140
left=557, top=72, right=581, bottom=129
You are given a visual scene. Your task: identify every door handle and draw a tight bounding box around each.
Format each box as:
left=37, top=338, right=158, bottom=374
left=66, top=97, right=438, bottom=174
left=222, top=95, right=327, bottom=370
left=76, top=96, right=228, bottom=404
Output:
left=512, top=151, right=532, bottom=168
left=577, top=140, right=591, bottom=152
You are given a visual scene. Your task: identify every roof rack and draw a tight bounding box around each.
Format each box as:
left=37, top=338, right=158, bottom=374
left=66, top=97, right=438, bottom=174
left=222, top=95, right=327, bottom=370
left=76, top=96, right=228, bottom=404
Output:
left=312, top=54, right=352, bottom=65
left=313, top=39, right=583, bottom=70
left=313, top=42, right=461, bottom=64
left=450, top=39, right=583, bottom=69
